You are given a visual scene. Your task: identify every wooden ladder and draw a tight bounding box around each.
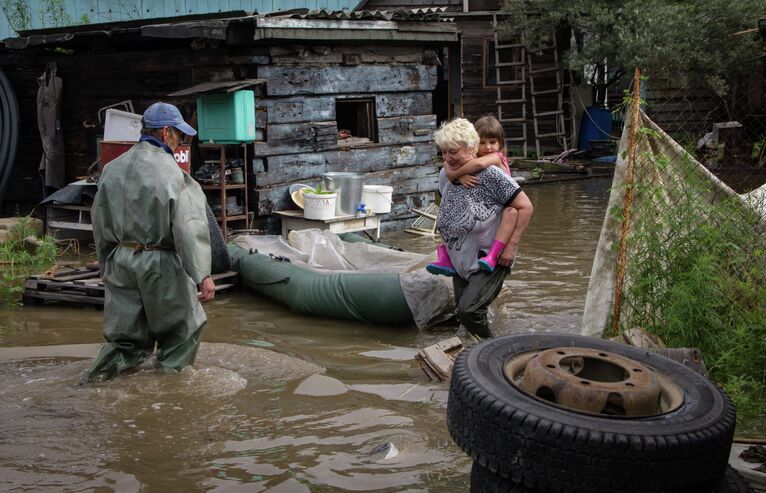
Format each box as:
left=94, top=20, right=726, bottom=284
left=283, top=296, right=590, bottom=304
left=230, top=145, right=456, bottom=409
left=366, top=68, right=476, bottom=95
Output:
left=493, top=13, right=528, bottom=158
left=527, top=28, right=569, bottom=157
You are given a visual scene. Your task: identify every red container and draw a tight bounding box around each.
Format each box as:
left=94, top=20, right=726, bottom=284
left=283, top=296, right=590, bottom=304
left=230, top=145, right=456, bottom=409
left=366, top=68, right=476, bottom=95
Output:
left=99, top=141, right=191, bottom=174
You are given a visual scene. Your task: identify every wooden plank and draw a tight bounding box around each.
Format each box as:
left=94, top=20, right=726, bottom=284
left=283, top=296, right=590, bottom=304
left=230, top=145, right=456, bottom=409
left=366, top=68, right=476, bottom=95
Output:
left=258, top=96, right=335, bottom=124
left=29, top=279, right=105, bottom=292
left=258, top=65, right=438, bottom=96
left=416, top=336, right=464, bottom=382
left=376, top=92, right=432, bottom=117
left=377, top=115, right=436, bottom=145
left=254, top=121, right=338, bottom=156
left=22, top=290, right=104, bottom=306
left=211, top=271, right=239, bottom=282
left=268, top=45, right=427, bottom=65
left=254, top=142, right=437, bottom=187
left=256, top=92, right=433, bottom=126
left=53, top=271, right=101, bottom=282
left=254, top=115, right=436, bottom=156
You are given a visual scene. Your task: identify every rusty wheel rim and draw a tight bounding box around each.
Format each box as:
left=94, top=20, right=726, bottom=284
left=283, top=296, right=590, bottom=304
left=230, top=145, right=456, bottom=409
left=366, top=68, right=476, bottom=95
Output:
left=503, top=347, right=684, bottom=417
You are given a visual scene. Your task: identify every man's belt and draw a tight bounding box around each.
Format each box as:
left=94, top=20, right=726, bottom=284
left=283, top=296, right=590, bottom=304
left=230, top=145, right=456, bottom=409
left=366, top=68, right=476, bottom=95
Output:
left=118, top=242, right=175, bottom=252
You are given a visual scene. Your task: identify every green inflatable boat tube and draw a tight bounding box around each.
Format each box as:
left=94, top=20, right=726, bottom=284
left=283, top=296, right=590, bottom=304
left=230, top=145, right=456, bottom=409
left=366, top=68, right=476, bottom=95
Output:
left=228, top=245, right=414, bottom=325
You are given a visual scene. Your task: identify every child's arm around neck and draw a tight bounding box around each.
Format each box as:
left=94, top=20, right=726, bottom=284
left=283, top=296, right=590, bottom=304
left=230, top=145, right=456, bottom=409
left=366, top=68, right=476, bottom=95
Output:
left=444, top=153, right=504, bottom=181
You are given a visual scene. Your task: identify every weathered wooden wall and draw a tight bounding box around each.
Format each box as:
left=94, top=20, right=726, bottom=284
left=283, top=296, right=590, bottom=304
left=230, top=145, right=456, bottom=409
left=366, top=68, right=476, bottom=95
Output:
left=459, top=18, right=498, bottom=123
left=0, top=41, right=442, bottom=228
left=251, top=45, right=440, bottom=228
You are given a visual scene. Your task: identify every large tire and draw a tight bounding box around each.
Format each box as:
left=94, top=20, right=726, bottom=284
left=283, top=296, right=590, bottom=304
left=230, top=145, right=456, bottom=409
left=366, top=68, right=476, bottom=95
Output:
left=713, top=466, right=753, bottom=493
left=470, top=462, right=534, bottom=493
left=447, top=334, right=736, bottom=493
left=470, top=462, right=751, bottom=493
left=205, top=202, right=231, bottom=274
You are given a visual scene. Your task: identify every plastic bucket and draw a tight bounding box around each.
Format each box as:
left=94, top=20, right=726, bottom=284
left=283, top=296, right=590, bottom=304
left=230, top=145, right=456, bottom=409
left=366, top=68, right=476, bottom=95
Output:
left=229, top=167, right=244, bottom=184
left=362, top=185, right=393, bottom=214
left=303, top=192, right=337, bottom=220
left=321, top=172, right=365, bottom=216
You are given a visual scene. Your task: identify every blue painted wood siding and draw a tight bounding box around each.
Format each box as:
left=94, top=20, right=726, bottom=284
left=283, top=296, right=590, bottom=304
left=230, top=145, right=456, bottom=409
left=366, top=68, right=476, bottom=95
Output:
left=1, top=0, right=360, bottom=39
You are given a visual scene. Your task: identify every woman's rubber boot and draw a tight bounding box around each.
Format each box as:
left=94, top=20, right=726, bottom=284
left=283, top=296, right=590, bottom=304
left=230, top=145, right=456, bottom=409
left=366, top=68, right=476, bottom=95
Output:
left=478, top=240, right=506, bottom=272
left=426, top=244, right=456, bottom=277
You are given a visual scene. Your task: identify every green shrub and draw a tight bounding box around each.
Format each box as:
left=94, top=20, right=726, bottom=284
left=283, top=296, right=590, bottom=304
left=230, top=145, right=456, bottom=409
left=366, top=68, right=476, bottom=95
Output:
left=0, top=217, right=59, bottom=306
left=617, top=152, right=766, bottom=424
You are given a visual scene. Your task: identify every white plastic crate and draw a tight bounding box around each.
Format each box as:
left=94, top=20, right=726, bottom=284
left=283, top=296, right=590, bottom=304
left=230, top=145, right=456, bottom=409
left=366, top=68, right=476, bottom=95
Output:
left=103, top=108, right=142, bottom=142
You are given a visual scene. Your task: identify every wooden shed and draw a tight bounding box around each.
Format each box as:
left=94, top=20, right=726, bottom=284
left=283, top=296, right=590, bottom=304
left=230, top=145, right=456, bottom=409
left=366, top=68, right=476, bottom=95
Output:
left=0, top=9, right=457, bottom=231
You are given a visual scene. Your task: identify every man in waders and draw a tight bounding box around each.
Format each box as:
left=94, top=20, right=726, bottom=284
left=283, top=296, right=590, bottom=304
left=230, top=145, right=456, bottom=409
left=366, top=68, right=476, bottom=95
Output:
left=82, top=102, right=215, bottom=383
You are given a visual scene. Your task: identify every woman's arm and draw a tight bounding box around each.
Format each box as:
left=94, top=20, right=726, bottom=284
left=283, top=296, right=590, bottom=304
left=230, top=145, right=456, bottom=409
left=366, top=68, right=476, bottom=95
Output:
left=506, top=191, right=533, bottom=248
left=496, top=191, right=533, bottom=267
left=444, top=153, right=503, bottom=181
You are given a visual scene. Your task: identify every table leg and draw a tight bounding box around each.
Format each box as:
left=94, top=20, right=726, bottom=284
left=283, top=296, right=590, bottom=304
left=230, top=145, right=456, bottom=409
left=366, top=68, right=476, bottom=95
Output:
left=281, top=219, right=289, bottom=239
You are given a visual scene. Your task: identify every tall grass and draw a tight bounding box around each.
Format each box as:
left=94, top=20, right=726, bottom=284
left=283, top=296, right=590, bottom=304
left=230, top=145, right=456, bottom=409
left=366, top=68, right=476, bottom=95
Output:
left=617, top=151, right=766, bottom=427
left=0, top=217, right=59, bottom=306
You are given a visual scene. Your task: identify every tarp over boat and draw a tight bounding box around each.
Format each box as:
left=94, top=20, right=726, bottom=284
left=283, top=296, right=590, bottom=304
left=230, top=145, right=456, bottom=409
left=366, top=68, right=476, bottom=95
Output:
left=228, top=230, right=456, bottom=328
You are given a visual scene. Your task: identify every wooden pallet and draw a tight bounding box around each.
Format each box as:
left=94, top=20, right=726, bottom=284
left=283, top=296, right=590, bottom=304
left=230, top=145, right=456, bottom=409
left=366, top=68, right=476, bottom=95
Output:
left=23, top=267, right=240, bottom=308
left=415, top=337, right=464, bottom=382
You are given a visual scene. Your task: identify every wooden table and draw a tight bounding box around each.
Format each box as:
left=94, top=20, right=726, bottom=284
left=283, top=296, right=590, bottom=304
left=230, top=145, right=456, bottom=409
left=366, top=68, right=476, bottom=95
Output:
left=275, top=209, right=382, bottom=241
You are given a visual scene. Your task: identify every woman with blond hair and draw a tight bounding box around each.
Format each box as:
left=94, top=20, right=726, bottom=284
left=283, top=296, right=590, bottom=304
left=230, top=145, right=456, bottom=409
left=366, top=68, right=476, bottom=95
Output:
left=432, top=118, right=533, bottom=338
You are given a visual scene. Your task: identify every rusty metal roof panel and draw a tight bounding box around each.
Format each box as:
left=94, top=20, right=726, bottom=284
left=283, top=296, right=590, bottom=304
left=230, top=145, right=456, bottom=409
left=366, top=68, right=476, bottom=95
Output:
left=281, top=8, right=451, bottom=22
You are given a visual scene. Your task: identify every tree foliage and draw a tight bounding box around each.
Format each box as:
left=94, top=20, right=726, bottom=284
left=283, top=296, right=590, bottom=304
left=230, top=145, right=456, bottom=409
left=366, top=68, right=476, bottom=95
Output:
left=503, top=0, right=763, bottom=93
left=1, top=0, right=32, bottom=31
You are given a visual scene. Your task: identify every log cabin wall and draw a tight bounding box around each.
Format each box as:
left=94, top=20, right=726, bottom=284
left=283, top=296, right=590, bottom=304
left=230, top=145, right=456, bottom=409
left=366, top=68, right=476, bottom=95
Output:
left=252, top=45, right=440, bottom=229
left=458, top=17, right=498, bottom=123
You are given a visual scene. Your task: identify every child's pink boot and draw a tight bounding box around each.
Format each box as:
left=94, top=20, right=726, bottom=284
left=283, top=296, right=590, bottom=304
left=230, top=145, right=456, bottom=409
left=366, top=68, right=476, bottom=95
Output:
left=478, top=240, right=506, bottom=272
left=426, top=244, right=456, bottom=277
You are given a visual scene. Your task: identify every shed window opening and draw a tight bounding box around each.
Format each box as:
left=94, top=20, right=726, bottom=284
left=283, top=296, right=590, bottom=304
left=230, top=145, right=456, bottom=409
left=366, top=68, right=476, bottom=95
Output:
left=336, top=98, right=377, bottom=143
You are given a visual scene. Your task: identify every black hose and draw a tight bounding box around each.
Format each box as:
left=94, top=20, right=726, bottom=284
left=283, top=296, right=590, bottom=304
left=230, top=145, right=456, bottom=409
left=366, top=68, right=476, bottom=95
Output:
left=0, top=67, right=20, bottom=206
left=0, top=69, right=10, bottom=204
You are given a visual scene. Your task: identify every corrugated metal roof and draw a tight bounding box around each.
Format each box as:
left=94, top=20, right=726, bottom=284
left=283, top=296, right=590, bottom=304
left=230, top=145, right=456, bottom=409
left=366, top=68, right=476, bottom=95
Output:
left=280, top=8, right=451, bottom=22
left=3, top=8, right=456, bottom=49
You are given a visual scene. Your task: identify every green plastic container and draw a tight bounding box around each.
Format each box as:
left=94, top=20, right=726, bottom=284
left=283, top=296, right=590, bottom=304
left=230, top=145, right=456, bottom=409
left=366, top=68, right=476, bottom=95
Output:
left=197, top=90, right=256, bottom=143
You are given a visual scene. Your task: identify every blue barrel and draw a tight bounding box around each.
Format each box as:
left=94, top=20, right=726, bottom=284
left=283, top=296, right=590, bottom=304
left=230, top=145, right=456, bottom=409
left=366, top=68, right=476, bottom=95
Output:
left=578, top=107, right=613, bottom=150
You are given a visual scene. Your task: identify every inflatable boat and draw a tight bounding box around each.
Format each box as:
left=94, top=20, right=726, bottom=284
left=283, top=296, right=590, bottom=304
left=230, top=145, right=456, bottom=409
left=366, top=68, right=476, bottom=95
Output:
left=227, top=231, right=455, bottom=328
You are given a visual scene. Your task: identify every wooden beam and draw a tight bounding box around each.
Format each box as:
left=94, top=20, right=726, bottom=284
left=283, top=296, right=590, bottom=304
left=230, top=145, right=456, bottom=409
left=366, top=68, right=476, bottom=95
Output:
left=377, top=115, right=437, bottom=145
left=254, top=142, right=437, bottom=187
left=256, top=92, right=433, bottom=125
left=258, top=65, right=438, bottom=96
left=254, top=121, right=338, bottom=156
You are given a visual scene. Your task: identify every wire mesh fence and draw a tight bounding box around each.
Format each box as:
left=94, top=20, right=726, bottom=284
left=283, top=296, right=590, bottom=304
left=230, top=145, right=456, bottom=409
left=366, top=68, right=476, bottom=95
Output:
left=587, top=66, right=766, bottom=424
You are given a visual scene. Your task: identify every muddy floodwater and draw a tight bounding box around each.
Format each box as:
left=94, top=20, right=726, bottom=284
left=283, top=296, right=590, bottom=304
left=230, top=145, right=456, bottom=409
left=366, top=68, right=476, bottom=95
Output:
left=0, top=179, right=611, bottom=492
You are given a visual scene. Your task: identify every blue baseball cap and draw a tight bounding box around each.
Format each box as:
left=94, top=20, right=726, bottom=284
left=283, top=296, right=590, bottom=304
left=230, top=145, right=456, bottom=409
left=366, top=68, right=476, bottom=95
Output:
left=143, top=102, right=197, bottom=136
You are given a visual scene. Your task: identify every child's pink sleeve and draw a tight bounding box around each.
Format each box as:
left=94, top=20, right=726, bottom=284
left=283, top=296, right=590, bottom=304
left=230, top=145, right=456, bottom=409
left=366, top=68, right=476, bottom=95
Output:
left=495, top=152, right=511, bottom=176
